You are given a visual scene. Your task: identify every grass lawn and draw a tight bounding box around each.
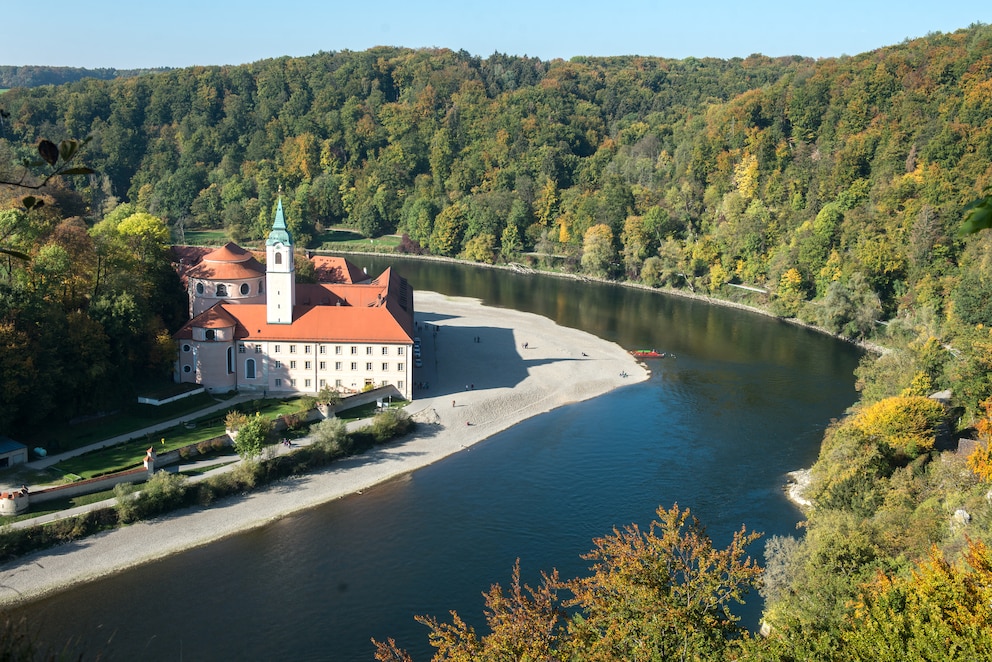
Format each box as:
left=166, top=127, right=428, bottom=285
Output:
left=336, top=399, right=409, bottom=422
left=312, top=228, right=401, bottom=252
left=0, top=488, right=116, bottom=524
left=31, top=391, right=222, bottom=454
left=51, top=397, right=309, bottom=479
left=180, top=229, right=230, bottom=245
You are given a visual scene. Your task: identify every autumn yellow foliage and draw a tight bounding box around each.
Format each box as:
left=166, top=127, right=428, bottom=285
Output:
left=967, top=396, right=992, bottom=482
left=851, top=395, right=945, bottom=459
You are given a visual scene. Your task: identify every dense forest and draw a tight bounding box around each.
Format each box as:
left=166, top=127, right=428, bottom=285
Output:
left=0, top=65, right=168, bottom=89
left=2, top=23, right=992, bottom=659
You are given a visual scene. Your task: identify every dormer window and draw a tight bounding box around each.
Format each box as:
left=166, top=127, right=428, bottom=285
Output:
left=216, top=284, right=227, bottom=297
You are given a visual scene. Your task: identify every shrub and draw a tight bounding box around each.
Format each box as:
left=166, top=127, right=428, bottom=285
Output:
left=282, top=412, right=306, bottom=431
left=369, top=408, right=413, bottom=443
left=138, top=471, right=190, bottom=517
left=225, top=409, right=249, bottom=432
left=310, top=417, right=349, bottom=453
left=113, top=482, right=139, bottom=523
left=234, top=413, right=271, bottom=460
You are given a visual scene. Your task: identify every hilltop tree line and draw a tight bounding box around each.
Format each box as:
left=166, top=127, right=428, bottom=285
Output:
left=0, top=65, right=169, bottom=89
left=3, top=24, right=992, bottom=657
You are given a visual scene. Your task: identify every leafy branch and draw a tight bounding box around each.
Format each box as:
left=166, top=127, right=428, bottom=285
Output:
left=960, top=194, right=992, bottom=235
left=0, top=136, right=95, bottom=211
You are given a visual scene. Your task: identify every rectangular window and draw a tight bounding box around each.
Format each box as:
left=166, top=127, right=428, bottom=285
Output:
left=335, top=361, right=342, bottom=370
left=305, top=379, right=311, bottom=387
left=382, top=362, right=389, bottom=371
left=398, top=363, right=404, bottom=371
left=254, top=344, right=262, bottom=353
left=319, top=379, right=326, bottom=387
left=351, top=362, right=357, bottom=370
left=320, top=345, right=326, bottom=354
left=275, top=378, right=282, bottom=387
left=366, top=346, right=373, bottom=355
left=238, top=345, right=246, bottom=354
left=290, top=360, right=297, bottom=369
left=397, top=347, right=404, bottom=356
left=366, top=362, right=373, bottom=371
left=351, top=346, right=358, bottom=355
left=274, top=360, right=282, bottom=368
left=335, top=345, right=342, bottom=355
left=290, top=345, right=297, bottom=354
left=397, top=380, right=404, bottom=390
left=382, top=347, right=389, bottom=355
left=319, top=361, right=326, bottom=370
left=289, top=379, right=296, bottom=386
left=335, top=379, right=342, bottom=387
left=305, top=361, right=312, bottom=370
left=305, top=345, right=312, bottom=354
left=274, top=345, right=281, bottom=353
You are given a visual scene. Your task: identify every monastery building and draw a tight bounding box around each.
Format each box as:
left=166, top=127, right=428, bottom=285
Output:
left=174, top=200, right=415, bottom=400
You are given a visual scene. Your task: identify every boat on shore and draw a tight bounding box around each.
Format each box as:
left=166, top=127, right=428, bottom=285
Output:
left=630, top=349, right=668, bottom=358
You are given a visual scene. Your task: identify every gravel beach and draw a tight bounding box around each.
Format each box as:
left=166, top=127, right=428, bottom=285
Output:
left=0, top=291, right=648, bottom=606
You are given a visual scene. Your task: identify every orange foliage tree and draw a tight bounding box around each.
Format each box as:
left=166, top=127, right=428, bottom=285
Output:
left=967, top=396, right=992, bottom=481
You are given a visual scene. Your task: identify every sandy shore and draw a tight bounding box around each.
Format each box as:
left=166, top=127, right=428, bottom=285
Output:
left=0, top=291, right=647, bottom=607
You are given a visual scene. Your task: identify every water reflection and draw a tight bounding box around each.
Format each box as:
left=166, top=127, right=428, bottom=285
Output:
left=10, top=260, right=862, bottom=661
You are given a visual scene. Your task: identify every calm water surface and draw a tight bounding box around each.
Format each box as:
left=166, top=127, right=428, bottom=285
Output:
left=11, top=260, right=862, bottom=661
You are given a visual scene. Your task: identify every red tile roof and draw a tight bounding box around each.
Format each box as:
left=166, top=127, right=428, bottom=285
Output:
left=186, top=242, right=265, bottom=281
left=176, top=266, right=415, bottom=344
left=312, top=256, right=370, bottom=284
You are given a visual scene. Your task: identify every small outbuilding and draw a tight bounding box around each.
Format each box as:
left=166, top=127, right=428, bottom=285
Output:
left=0, top=436, right=28, bottom=469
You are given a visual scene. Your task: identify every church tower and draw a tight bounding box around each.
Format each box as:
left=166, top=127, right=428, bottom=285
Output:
left=266, top=197, right=296, bottom=324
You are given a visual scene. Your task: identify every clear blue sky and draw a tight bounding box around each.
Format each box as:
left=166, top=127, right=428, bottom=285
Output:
left=3, top=1, right=990, bottom=69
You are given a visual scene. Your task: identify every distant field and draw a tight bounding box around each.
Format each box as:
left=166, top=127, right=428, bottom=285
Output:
left=176, top=226, right=401, bottom=252
left=180, top=229, right=229, bottom=245
left=313, top=228, right=400, bottom=252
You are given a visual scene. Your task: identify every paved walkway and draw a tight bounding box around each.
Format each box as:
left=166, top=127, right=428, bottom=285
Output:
left=25, top=393, right=258, bottom=470
left=5, top=404, right=385, bottom=530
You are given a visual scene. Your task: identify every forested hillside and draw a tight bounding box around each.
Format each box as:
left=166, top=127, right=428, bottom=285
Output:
left=3, top=24, right=992, bottom=658
left=0, top=65, right=168, bottom=89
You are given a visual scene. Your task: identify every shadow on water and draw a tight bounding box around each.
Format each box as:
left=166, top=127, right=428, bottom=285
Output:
left=9, top=259, right=863, bottom=661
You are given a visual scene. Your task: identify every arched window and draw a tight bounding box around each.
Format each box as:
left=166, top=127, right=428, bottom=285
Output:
left=216, top=284, right=228, bottom=297
left=245, top=358, right=256, bottom=379
left=227, top=347, right=234, bottom=374
left=205, top=329, right=216, bottom=341
left=240, top=283, right=250, bottom=295
left=274, top=252, right=283, bottom=265
left=259, top=281, right=264, bottom=294
left=195, top=282, right=204, bottom=294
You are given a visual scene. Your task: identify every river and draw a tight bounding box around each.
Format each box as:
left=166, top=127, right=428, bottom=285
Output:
left=10, top=259, right=862, bottom=661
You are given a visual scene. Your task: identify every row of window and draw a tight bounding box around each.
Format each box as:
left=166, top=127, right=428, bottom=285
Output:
left=269, top=344, right=403, bottom=356
left=184, top=357, right=405, bottom=375
left=274, top=360, right=404, bottom=372
left=190, top=342, right=406, bottom=357
left=194, top=281, right=263, bottom=297
left=183, top=359, right=405, bottom=392
left=269, top=377, right=406, bottom=390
